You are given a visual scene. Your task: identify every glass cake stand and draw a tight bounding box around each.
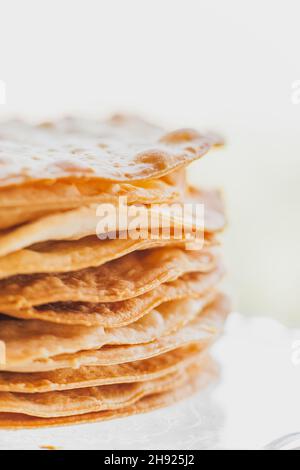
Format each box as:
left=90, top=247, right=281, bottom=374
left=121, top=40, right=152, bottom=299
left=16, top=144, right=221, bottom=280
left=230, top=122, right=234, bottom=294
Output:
left=0, top=313, right=299, bottom=450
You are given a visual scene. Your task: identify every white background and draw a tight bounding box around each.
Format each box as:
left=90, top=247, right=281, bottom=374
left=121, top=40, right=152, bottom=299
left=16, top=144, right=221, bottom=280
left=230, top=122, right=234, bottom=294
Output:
left=0, top=0, right=299, bottom=325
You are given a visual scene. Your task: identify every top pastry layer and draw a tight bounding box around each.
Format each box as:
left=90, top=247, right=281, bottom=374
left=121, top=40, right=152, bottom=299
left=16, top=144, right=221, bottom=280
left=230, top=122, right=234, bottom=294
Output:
left=0, top=115, right=222, bottom=188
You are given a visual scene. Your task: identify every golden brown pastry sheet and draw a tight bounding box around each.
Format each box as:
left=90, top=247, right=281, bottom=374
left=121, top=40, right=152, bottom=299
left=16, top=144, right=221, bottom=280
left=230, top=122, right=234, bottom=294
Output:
left=0, top=293, right=216, bottom=370
left=0, top=187, right=224, bottom=258
left=0, top=358, right=218, bottom=428
left=0, top=247, right=217, bottom=311
left=0, top=345, right=203, bottom=393
left=0, top=115, right=222, bottom=188
left=0, top=294, right=230, bottom=373
left=6, top=265, right=223, bottom=326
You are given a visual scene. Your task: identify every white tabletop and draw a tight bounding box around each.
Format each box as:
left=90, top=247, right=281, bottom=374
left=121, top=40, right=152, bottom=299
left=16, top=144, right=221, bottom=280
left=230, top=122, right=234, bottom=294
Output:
left=0, top=313, right=299, bottom=450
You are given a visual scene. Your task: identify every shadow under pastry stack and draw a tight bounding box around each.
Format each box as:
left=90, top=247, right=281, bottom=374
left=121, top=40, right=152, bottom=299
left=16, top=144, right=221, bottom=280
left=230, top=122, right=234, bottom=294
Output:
left=0, top=115, right=230, bottom=428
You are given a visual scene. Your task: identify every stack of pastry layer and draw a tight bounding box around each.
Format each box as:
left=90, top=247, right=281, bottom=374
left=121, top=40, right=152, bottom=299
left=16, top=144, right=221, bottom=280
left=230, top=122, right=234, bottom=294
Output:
left=0, top=115, right=230, bottom=428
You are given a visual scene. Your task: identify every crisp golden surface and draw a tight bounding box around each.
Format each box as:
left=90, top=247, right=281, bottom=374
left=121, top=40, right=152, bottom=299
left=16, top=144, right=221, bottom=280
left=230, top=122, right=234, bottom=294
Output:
left=0, top=172, right=185, bottom=209
left=0, top=187, right=224, bottom=258
left=0, top=236, right=187, bottom=280
left=0, top=358, right=217, bottom=428
left=0, top=169, right=187, bottom=230
left=0, top=293, right=215, bottom=369
left=0, top=178, right=183, bottom=230
left=0, top=247, right=217, bottom=311
left=0, top=368, right=187, bottom=418
left=0, top=115, right=221, bottom=188
left=6, top=266, right=223, bottom=326
left=0, top=294, right=229, bottom=373
left=0, top=345, right=203, bottom=393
